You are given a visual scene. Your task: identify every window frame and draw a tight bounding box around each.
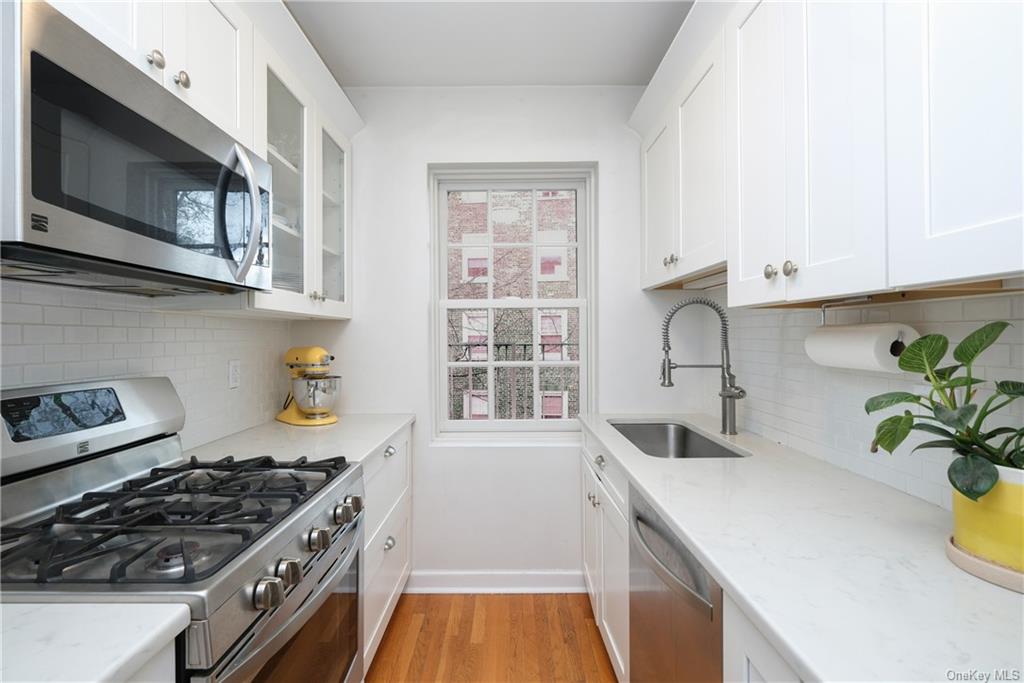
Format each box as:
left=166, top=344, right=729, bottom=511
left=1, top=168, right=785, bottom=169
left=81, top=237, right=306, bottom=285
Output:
left=429, top=165, right=597, bottom=440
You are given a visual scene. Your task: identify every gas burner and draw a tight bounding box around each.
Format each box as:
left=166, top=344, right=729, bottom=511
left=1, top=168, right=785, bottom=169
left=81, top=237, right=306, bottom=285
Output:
left=146, top=540, right=209, bottom=576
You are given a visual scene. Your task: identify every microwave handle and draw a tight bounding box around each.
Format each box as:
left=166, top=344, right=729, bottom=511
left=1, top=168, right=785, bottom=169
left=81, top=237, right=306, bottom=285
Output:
left=228, top=143, right=263, bottom=283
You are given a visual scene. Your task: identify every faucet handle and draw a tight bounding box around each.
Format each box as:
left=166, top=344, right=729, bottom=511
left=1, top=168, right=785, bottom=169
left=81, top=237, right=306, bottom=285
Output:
left=720, top=385, right=746, bottom=399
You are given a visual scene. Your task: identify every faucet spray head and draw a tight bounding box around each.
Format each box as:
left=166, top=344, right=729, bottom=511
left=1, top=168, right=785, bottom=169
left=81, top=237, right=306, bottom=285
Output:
left=660, top=355, right=674, bottom=387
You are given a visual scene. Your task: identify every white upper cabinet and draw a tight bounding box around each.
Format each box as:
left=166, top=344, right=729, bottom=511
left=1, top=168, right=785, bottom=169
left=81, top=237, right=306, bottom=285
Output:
left=642, top=121, right=679, bottom=286
left=162, top=1, right=254, bottom=147
left=885, top=1, right=1024, bottom=288
left=725, top=1, right=791, bottom=306
left=642, top=33, right=727, bottom=289
left=726, top=1, right=888, bottom=306
left=316, top=118, right=353, bottom=319
left=48, top=1, right=162, bottom=80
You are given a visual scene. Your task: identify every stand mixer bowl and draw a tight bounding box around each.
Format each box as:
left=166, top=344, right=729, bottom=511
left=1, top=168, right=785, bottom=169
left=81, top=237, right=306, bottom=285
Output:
left=291, top=375, right=340, bottom=415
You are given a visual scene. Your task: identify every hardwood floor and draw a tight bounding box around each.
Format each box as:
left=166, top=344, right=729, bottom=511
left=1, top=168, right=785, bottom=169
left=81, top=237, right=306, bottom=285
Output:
left=366, top=594, right=618, bottom=683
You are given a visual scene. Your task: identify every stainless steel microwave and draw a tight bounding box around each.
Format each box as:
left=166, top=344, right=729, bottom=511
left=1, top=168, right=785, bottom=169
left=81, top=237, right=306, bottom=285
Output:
left=1, top=2, right=272, bottom=296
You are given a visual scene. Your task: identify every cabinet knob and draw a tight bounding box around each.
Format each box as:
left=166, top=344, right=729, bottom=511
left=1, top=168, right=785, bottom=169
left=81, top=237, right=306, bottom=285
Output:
left=173, top=70, right=191, bottom=89
left=594, top=454, right=606, bottom=470
left=763, top=264, right=778, bottom=280
left=384, top=445, right=397, bottom=458
left=586, top=492, right=594, bottom=503
left=252, top=577, right=285, bottom=611
left=383, top=535, right=397, bottom=551
left=145, top=49, right=165, bottom=69
left=663, top=253, right=678, bottom=267
left=782, top=260, right=798, bottom=277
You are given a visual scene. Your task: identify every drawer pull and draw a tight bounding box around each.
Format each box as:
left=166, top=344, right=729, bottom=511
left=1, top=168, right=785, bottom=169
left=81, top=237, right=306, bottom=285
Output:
left=384, top=445, right=397, bottom=458
left=383, top=535, right=396, bottom=551
left=594, top=454, right=606, bottom=470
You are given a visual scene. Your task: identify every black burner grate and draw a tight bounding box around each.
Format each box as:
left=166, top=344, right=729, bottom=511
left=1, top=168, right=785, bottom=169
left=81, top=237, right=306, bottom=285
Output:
left=0, top=455, right=349, bottom=585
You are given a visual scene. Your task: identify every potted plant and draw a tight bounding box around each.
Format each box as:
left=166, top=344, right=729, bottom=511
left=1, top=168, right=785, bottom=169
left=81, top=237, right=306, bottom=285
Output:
left=865, top=321, right=1023, bottom=590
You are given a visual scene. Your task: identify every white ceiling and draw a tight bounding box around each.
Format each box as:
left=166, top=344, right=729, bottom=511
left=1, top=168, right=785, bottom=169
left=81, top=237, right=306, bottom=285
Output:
left=285, top=1, right=693, bottom=87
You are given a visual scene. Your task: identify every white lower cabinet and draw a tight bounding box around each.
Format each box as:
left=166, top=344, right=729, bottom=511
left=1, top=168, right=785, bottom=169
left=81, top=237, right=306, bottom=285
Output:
left=723, top=593, right=800, bottom=683
left=362, top=426, right=413, bottom=668
left=581, top=451, right=629, bottom=682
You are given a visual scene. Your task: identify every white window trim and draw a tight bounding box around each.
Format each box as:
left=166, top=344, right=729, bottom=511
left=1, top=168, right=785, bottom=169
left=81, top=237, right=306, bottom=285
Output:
left=428, top=164, right=598, bottom=441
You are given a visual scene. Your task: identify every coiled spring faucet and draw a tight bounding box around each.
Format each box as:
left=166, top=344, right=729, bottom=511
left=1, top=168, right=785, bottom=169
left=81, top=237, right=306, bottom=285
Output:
left=660, top=297, right=746, bottom=435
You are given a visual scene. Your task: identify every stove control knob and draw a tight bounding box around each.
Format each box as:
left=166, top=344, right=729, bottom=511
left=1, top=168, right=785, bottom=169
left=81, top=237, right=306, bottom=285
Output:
left=275, top=558, right=303, bottom=588
left=307, top=527, right=332, bottom=552
left=253, top=577, right=285, bottom=611
left=333, top=495, right=364, bottom=524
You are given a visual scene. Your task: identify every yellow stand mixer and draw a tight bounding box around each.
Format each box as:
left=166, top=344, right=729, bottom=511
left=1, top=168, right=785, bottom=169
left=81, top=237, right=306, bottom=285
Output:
left=276, top=346, right=341, bottom=426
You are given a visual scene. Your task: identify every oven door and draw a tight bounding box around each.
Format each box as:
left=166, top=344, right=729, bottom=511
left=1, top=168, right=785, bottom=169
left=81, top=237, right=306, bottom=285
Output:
left=13, top=3, right=271, bottom=293
left=206, top=521, right=363, bottom=683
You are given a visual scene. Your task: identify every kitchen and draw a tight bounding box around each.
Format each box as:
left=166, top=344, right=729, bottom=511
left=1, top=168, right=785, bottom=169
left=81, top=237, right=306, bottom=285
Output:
left=0, top=0, right=1022, bottom=681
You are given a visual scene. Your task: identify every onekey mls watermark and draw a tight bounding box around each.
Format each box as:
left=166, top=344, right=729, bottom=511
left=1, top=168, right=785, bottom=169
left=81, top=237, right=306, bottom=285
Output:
left=946, top=669, right=1022, bottom=682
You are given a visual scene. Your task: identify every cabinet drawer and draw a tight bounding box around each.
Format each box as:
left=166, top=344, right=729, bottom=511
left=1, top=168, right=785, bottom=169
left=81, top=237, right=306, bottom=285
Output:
left=583, top=445, right=627, bottom=517
left=363, top=493, right=411, bottom=664
left=363, top=426, right=411, bottom=541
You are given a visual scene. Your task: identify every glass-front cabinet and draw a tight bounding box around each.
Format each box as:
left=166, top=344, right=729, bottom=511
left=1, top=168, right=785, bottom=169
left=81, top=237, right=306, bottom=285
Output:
left=245, top=34, right=352, bottom=319
left=316, top=120, right=352, bottom=317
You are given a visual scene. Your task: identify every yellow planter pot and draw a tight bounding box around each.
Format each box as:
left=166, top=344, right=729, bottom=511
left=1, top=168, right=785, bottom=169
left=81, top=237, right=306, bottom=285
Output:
left=952, top=463, right=1024, bottom=573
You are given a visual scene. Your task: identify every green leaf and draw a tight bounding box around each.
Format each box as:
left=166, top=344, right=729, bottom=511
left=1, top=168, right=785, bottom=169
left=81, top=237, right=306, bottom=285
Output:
left=1010, top=451, right=1024, bottom=468
left=912, top=439, right=960, bottom=453
left=912, top=423, right=957, bottom=439
left=934, top=404, right=978, bottom=431
left=947, top=455, right=999, bottom=501
left=873, top=412, right=914, bottom=454
left=946, top=377, right=986, bottom=388
left=996, top=380, right=1024, bottom=397
left=864, top=392, right=920, bottom=414
left=929, top=365, right=963, bottom=383
left=983, top=426, right=1019, bottom=440
left=898, top=335, right=949, bottom=374
left=953, top=321, right=1011, bottom=365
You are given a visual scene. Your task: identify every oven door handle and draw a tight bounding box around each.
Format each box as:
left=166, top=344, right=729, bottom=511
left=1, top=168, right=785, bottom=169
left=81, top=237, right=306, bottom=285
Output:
left=215, top=524, right=361, bottom=683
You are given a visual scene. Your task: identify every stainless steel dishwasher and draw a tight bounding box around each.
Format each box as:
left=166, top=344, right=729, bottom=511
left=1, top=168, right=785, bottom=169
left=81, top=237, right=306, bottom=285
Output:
left=630, top=484, right=723, bottom=682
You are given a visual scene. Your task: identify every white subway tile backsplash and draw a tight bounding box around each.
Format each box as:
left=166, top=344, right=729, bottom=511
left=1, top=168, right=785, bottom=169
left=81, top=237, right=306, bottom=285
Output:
left=705, top=292, right=1024, bottom=511
left=2, top=283, right=291, bottom=450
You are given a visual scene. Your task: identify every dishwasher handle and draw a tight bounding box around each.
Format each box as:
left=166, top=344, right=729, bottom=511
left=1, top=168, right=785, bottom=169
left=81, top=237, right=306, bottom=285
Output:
left=631, top=514, right=714, bottom=620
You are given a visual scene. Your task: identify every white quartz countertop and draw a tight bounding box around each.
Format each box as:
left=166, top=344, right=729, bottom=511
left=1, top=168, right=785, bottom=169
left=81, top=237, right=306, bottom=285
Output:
left=183, top=413, right=415, bottom=464
left=579, top=413, right=1024, bottom=683
left=0, top=602, right=189, bottom=682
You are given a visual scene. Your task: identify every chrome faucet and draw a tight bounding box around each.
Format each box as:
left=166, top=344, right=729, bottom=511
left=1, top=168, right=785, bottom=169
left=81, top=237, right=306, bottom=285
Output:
left=660, top=297, right=746, bottom=435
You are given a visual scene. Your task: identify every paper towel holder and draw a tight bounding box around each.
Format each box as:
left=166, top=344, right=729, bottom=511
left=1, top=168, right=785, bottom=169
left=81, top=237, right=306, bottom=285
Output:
left=818, top=296, right=909, bottom=360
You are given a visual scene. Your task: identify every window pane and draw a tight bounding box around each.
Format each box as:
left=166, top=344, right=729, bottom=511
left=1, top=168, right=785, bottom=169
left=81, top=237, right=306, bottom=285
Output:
left=495, top=367, right=534, bottom=420
left=448, top=191, right=488, bottom=244
left=539, top=308, right=580, bottom=361
left=537, top=190, right=576, bottom=243
left=537, top=246, right=577, bottom=298
left=448, top=309, right=488, bottom=362
left=493, top=247, right=533, bottom=298
left=493, top=308, right=533, bottom=361
left=539, top=367, right=579, bottom=419
left=447, top=247, right=489, bottom=299
left=449, top=367, right=488, bottom=420
left=491, top=190, right=532, bottom=243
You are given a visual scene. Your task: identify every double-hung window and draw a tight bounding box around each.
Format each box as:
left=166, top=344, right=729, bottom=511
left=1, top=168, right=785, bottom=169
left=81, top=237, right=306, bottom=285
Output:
left=433, top=169, right=590, bottom=434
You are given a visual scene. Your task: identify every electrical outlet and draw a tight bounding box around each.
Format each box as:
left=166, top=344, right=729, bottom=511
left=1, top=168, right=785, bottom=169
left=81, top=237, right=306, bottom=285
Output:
left=228, top=359, right=241, bottom=389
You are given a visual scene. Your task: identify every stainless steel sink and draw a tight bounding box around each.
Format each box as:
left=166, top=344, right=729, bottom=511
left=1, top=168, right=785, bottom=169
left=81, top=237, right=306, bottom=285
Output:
left=609, top=421, right=743, bottom=459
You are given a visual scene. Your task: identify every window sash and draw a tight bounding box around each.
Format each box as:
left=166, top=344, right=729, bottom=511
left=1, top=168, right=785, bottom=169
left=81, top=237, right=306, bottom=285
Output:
left=435, top=174, right=590, bottom=434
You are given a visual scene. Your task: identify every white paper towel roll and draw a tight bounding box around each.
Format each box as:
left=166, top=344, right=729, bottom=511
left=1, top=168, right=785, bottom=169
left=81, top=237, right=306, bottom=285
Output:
left=804, top=323, right=920, bottom=373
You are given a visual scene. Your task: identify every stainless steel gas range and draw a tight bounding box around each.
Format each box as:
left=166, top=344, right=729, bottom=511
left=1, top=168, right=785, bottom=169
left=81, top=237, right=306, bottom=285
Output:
left=0, top=377, right=364, bottom=683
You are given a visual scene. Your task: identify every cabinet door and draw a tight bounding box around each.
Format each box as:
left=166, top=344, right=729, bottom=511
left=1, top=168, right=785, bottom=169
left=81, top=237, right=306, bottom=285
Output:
left=723, top=594, right=800, bottom=683
left=599, top=499, right=629, bottom=682
left=725, top=1, right=796, bottom=306
left=162, top=1, right=253, bottom=147
left=316, top=118, right=353, bottom=319
left=784, top=1, right=887, bottom=302
left=642, top=119, right=680, bottom=287
left=886, top=1, right=1023, bottom=288
left=677, top=32, right=727, bottom=280
left=250, top=35, right=318, bottom=317
left=581, top=460, right=601, bottom=613
left=48, top=1, right=162, bottom=80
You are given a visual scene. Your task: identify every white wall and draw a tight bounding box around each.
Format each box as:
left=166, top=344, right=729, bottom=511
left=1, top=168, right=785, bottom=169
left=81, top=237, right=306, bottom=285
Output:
left=1, top=281, right=291, bottom=450
left=700, top=291, right=1024, bottom=510
left=292, top=86, right=705, bottom=591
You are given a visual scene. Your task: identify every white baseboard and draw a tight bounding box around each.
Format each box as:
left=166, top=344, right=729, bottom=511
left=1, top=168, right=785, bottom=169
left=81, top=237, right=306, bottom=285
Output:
left=404, top=569, right=586, bottom=594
